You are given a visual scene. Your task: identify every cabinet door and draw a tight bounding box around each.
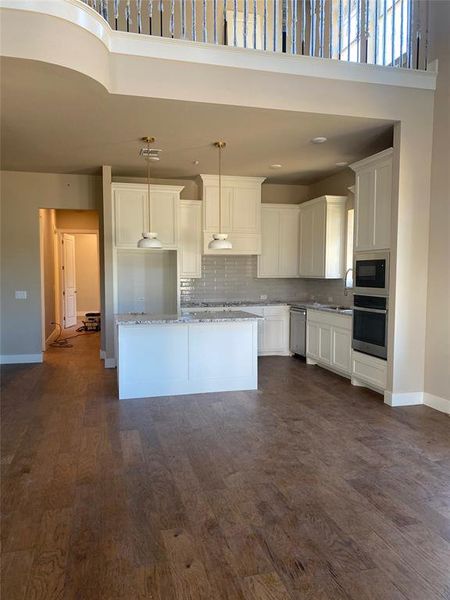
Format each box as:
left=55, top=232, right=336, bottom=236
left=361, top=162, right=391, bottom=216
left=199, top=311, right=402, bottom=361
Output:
left=179, top=201, right=202, bottom=278
left=279, top=210, right=300, bottom=277
left=331, top=326, right=352, bottom=374
left=231, top=187, right=259, bottom=233
left=203, top=184, right=233, bottom=231
left=306, top=321, right=320, bottom=359
left=318, top=324, right=331, bottom=364
left=311, top=202, right=326, bottom=276
left=114, top=188, right=147, bottom=247
left=263, top=316, right=286, bottom=353
left=299, top=205, right=314, bottom=276
left=373, top=160, right=392, bottom=250
left=150, top=190, right=178, bottom=248
left=258, top=208, right=280, bottom=277
left=355, top=169, right=375, bottom=251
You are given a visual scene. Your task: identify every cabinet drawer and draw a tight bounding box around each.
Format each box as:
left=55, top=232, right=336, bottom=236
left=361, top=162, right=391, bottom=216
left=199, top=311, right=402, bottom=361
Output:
left=352, top=350, right=387, bottom=390
left=307, top=309, right=352, bottom=330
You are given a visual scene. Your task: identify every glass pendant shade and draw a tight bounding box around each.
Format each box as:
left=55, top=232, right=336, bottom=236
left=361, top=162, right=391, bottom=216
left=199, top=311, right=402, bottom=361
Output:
left=137, top=232, right=162, bottom=248
left=208, top=233, right=232, bottom=250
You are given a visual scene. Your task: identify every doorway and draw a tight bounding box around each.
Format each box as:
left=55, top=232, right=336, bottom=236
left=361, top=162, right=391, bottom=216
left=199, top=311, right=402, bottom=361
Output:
left=39, top=209, right=101, bottom=353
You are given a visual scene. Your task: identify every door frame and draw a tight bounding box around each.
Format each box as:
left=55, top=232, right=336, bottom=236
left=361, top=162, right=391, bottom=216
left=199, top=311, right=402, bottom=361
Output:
left=55, top=228, right=100, bottom=328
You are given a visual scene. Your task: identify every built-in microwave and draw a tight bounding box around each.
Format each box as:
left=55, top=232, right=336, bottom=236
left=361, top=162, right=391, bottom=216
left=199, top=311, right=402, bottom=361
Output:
left=354, top=252, right=389, bottom=296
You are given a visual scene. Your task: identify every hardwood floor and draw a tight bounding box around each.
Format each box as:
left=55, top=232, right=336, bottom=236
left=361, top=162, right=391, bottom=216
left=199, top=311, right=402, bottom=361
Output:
left=1, top=332, right=450, bottom=599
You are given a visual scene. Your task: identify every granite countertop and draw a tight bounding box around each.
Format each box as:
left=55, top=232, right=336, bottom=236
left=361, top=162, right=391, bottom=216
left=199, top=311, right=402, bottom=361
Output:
left=290, top=302, right=352, bottom=315
left=181, top=300, right=352, bottom=315
left=115, top=310, right=262, bottom=325
left=181, top=300, right=292, bottom=308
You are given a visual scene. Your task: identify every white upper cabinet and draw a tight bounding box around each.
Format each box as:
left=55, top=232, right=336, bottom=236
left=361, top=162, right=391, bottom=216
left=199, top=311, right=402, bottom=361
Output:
left=179, top=200, right=202, bottom=278
left=112, top=183, right=183, bottom=249
left=351, top=148, right=393, bottom=251
left=200, top=175, right=265, bottom=255
left=298, top=195, right=347, bottom=278
left=257, top=204, right=300, bottom=278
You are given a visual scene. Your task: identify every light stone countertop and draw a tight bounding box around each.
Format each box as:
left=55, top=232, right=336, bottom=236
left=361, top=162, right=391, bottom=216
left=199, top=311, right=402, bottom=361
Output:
left=181, top=300, right=352, bottom=315
left=115, top=310, right=263, bottom=325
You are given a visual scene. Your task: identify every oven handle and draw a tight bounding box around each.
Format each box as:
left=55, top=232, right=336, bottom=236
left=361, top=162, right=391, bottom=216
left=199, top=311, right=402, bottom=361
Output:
left=353, top=307, right=388, bottom=314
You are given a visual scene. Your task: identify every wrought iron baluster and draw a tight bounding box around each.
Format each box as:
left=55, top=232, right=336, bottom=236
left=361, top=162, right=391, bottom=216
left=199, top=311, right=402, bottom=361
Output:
left=125, top=0, right=131, bottom=32
left=253, top=0, right=257, bottom=49
left=400, top=0, right=404, bottom=64
left=329, top=0, right=334, bottom=58
left=264, top=0, right=268, bottom=50
left=137, top=0, right=142, bottom=33
left=374, top=0, right=379, bottom=63
left=243, top=0, right=248, bottom=48
left=356, top=0, right=361, bottom=62
left=302, top=0, right=306, bottom=54
left=114, top=0, right=119, bottom=30
left=214, top=0, right=218, bottom=44
left=192, top=0, right=197, bottom=41
left=181, top=0, right=186, bottom=38
left=320, top=0, right=325, bottom=57
left=148, top=0, right=153, bottom=34
left=203, top=0, right=207, bottom=42
left=291, top=0, right=297, bottom=54
left=310, top=0, right=315, bottom=56
left=159, top=0, right=163, bottom=37
left=347, top=0, right=351, bottom=60
left=233, top=0, right=237, bottom=46
left=382, top=0, right=387, bottom=64
left=171, top=0, right=175, bottom=38
left=274, top=0, right=278, bottom=52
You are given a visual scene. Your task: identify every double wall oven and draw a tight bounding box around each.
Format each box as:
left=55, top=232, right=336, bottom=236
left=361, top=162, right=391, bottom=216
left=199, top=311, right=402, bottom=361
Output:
left=352, top=252, right=389, bottom=360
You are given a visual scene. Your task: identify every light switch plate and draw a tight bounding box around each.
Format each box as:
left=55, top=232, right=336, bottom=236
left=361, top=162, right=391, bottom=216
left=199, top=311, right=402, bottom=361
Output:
left=15, top=290, right=27, bottom=299
left=260, top=294, right=268, bottom=300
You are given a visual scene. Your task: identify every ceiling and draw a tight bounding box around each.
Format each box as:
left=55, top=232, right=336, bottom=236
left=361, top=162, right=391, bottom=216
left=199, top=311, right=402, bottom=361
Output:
left=1, top=58, right=393, bottom=184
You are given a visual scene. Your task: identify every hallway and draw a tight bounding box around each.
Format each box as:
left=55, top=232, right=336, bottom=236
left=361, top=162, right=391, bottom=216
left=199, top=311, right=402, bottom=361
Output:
left=1, top=334, right=450, bottom=599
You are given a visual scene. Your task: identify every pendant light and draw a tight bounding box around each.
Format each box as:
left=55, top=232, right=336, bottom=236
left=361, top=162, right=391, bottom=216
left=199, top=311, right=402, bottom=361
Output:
left=137, top=136, right=163, bottom=249
left=208, top=141, right=232, bottom=250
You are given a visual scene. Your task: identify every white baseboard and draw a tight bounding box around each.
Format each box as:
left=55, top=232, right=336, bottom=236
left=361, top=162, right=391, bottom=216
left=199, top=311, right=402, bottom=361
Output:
left=0, top=353, right=43, bottom=365
left=423, top=392, right=450, bottom=415
left=100, top=349, right=106, bottom=360
left=384, top=391, right=424, bottom=407
left=105, top=357, right=116, bottom=368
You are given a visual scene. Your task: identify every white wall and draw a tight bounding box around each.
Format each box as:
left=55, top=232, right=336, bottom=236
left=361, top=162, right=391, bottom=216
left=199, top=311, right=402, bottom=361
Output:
left=39, top=208, right=56, bottom=341
left=424, top=0, right=450, bottom=409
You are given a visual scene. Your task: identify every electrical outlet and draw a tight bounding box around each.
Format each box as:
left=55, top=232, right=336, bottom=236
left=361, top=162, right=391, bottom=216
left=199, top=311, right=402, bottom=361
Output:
left=260, top=294, right=268, bottom=300
left=328, top=296, right=333, bottom=302
left=15, top=290, right=27, bottom=300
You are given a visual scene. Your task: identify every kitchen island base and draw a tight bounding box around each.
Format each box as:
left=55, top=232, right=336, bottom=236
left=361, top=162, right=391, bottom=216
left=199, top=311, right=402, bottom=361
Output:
left=117, top=319, right=258, bottom=399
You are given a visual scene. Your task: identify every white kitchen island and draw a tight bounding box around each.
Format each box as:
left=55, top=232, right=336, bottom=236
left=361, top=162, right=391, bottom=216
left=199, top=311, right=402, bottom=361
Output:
left=115, top=310, right=260, bottom=399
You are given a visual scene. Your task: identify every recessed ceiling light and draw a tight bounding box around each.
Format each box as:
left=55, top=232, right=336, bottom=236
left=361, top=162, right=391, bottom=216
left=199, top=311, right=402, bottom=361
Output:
left=311, top=136, right=327, bottom=144
left=335, top=161, right=348, bottom=167
left=193, top=160, right=200, bottom=165
left=270, top=164, right=282, bottom=169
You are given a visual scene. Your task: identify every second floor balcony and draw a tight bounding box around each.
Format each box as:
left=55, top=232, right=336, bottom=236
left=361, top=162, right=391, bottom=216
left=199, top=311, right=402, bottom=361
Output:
left=82, top=0, right=431, bottom=71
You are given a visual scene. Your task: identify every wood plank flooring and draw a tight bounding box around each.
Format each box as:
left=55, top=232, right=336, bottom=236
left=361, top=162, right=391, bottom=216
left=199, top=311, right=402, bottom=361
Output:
left=1, top=332, right=450, bottom=599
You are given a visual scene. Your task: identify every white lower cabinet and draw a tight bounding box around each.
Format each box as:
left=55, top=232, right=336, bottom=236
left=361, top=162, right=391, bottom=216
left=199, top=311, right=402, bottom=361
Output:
left=306, top=309, right=352, bottom=377
left=351, top=350, right=387, bottom=392
left=182, top=304, right=290, bottom=356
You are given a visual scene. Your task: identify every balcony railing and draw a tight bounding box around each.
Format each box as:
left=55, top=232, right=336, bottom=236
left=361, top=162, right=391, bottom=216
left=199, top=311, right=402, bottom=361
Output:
left=82, top=0, right=429, bottom=70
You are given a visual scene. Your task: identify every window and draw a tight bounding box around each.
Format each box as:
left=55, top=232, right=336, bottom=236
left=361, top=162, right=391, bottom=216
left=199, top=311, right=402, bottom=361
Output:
left=346, top=208, right=354, bottom=287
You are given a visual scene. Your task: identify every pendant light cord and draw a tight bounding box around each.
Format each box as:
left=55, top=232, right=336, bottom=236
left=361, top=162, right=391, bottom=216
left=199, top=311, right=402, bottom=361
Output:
left=147, top=138, right=152, bottom=232
left=218, top=142, right=222, bottom=234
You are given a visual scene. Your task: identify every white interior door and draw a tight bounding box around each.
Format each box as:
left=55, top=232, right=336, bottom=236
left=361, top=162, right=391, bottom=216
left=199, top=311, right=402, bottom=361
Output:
left=62, top=233, right=77, bottom=328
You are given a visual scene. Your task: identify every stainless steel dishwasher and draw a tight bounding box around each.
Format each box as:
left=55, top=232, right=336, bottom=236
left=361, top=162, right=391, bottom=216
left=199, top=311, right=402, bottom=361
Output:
left=290, top=306, right=306, bottom=357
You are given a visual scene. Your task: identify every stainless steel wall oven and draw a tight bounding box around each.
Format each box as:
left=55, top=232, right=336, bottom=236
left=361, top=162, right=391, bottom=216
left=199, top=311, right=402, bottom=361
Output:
left=354, top=252, right=389, bottom=296
left=352, top=295, right=388, bottom=360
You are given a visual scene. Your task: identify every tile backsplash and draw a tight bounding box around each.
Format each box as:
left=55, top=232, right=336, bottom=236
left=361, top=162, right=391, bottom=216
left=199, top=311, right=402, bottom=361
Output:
left=180, top=256, right=352, bottom=306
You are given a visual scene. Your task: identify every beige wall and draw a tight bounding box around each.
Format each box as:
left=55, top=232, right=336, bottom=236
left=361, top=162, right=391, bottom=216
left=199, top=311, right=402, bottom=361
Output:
left=425, top=0, right=450, bottom=405
left=307, top=169, right=355, bottom=201
left=261, top=183, right=310, bottom=204
left=55, top=209, right=99, bottom=230
left=74, top=234, right=100, bottom=314
left=0, top=171, right=102, bottom=357
left=39, top=208, right=56, bottom=341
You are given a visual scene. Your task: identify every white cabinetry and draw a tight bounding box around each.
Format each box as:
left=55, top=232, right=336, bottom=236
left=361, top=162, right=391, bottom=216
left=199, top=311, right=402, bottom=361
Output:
left=257, top=204, right=300, bottom=278
left=200, top=175, right=265, bottom=255
left=351, top=148, right=393, bottom=251
left=182, top=304, right=290, bottom=356
left=179, top=200, right=202, bottom=278
left=306, top=309, right=352, bottom=377
left=298, top=196, right=347, bottom=278
left=113, top=183, right=183, bottom=249
left=351, top=350, right=387, bottom=392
